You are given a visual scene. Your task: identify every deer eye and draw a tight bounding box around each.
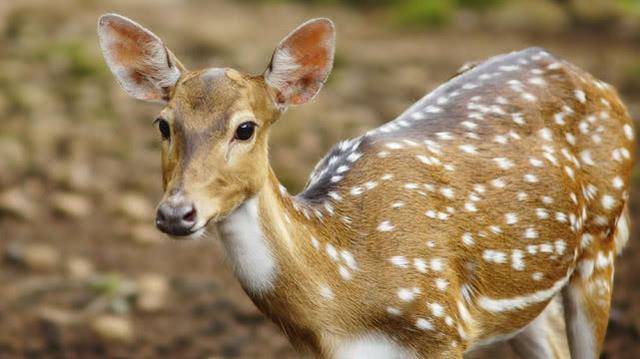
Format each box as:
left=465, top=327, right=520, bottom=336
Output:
left=234, top=121, right=256, bottom=141
left=155, top=118, right=171, bottom=140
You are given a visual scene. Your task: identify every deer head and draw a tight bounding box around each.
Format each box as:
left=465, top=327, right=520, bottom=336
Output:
left=97, top=14, right=335, bottom=237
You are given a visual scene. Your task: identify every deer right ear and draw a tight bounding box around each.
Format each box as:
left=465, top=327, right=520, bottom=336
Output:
left=97, top=14, right=183, bottom=103
left=264, top=18, right=335, bottom=109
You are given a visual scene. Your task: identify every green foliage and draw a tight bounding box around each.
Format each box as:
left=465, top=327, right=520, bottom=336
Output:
left=456, top=0, right=504, bottom=10
left=616, top=0, right=640, bottom=15
left=393, top=0, right=455, bottom=27
left=44, top=41, right=107, bottom=80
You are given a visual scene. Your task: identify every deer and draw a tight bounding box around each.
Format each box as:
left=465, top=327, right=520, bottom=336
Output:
left=97, top=13, right=634, bottom=358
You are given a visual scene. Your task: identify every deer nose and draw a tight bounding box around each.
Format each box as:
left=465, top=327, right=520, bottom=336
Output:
left=155, top=201, right=198, bottom=236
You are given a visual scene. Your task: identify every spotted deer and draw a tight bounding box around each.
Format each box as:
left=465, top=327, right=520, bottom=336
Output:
left=98, top=13, right=634, bottom=358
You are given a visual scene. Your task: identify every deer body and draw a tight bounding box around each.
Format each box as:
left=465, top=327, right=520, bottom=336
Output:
left=98, top=15, right=633, bottom=358
left=217, top=48, right=633, bottom=358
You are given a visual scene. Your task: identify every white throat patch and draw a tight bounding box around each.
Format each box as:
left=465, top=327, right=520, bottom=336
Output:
left=218, top=197, right=277, bottom=294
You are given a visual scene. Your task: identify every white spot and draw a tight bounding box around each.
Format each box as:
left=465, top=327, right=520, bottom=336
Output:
left=517, top=192, right=528, bottom=201
left=524, top=174, right=539, bottom=183
left=505, top=213, right=518, bottom=225
left=336, top=165, right=349, bottom=174
left=555, top=212, right=568, bottom=223
left=491, top=178, right=506, bottom=188
left=430, top=258, right=444, bottom=272
left=391, top=201, right=405, bottom=208
left=483, top=249, right=507, bottom=264
left=319, top=284, right=334, bottom=299
left=500, top=65, right=520, bottom=72
left=529, top=157, right=544, bottom=167
left=326, top=243, right=339, bottom=261
left=524, top=227, right=539, bottom=239
left=377, top=220, right=395, bottom=232
left=436, top=132, right=454, bottom=140
left=464, top=202, right=477, bottom=212
left=462, top=233, right=474, bottom=246
left=574, top=90, right=587, bottom=103
left=511, top=250, right=525, bottom=271
left=416, top=318, right=434, bottom=331
left=461, top=121, right=477, bottom=130
left=440, top=187, right=455, bottom=199
left=338, top=265, right=352, bottom=280
left=389, top=256, right=409, bottom=268
left=539, top=128, right=553, bottom=141
left=512, top=113, right=526, bottom=125
left=613, top=176, right=624, bottom=189
left=624, top=124, right=634, bottom=140
left=436, top=278, right=449, bottom=291
left=347, top=152, right=362, bottom=162
left=539, top=243, right=554, bottom=253
left=494, top=135, right=508, bottom=144
left=565, top=133, right=576, bottom=146
left=596, top=251, right=613, bottom=269
left=528, top=77, right=546, bottom=86
left=459, top=144, right=478, bottom=154
left=494, top=157, right=515, bottom=170
left=555, top=240, right=567, bottom=255
left=386, top=306, right=401, bottom=316
left=408, top=258, right=426, bottom=274
left=310, top=236, right=320, bottom=250
left=601, top=195, right=615, bottom=210
left=536, top=208, right=549, bottom=219
left=579, top=150, right=595, bottom=166
left=429, top=302, right=445, bottom=317
left=398, top=287, right=420, bottom=302
left=341, top=250, right=358, bottom=270
left=445, top=316, right=454, bottom=326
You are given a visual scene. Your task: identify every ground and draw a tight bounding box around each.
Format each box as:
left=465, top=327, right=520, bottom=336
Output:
left=0, top=0, right=639, bottom=357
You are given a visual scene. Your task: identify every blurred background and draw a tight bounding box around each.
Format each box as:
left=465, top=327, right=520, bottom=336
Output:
left=0, top=0, right=639, bottom=357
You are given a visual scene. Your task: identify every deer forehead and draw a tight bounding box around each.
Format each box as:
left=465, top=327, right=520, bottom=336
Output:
left=170, top=68, right=254, bottom=130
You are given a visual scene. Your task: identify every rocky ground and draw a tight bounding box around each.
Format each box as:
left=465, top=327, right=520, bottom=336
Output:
left=0, top=0, right=639, bottom=357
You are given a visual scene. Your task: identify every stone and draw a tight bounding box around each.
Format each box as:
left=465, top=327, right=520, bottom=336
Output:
left=130, top=223, right=163, bottom=245
left=6, top=242, right=61, bottom=271
left=51, top=192, right=92, bottom=219
left=0, top=188, right=38, bottom=220
left=136, top=273, right=169, bottom=312
left=65, top=256, right=95, bottom=280
left=117, top=193, right=153, bottom=222
left=90, top=315, right=134, bottom=342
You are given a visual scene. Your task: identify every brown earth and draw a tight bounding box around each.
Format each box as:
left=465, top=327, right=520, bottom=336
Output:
left=0, top=0, right=639, bottom=358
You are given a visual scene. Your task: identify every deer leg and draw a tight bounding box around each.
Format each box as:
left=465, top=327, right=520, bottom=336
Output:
left=562, top=254, right=615, bottom=359
left=509, top=296, right=569, bottom=359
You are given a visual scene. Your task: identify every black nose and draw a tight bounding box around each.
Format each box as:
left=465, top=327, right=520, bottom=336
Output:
left=155, top=201, right=198, bottom=236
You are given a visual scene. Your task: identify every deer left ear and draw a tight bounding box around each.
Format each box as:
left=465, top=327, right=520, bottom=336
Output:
left=264, top=18, right=335, bottom=108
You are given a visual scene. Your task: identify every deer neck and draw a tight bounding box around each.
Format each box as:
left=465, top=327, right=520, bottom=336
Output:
left=216, top=167, right=323, bottom=299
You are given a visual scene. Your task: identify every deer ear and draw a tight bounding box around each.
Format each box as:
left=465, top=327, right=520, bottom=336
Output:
left=97, top=13, right=183, bottom=103
left=264, top=18, right=335, bottom=108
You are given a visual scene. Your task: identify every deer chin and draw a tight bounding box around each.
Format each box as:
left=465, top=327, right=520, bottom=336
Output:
left=162, top=216, right=214, bottom=240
